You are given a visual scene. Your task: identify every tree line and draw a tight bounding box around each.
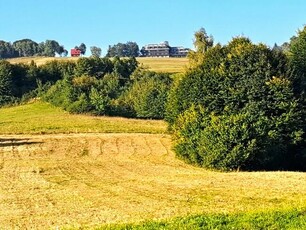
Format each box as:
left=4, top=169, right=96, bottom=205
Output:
left=0, top=56, right=170, bottom=118
left=0, top=39, right=141, bottom=58
left=0, top=39, right=69, bottom=58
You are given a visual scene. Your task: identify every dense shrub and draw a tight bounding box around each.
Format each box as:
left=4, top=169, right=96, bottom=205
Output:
left=67, top=93, right=91, bottom=113
left=74, top=57, right=113, bottom=78
left=168, top=37, right=306, bottom=171
left=42, top=60, right=174, bottom=118
left=43, top=75, right=78, bottom=110
left=0, top=57, right=172, bottom=119
left=89, top=87, right=110, bottom=115
left=119, top=71, right=172, bottom=119
left=39, top=60, right=67, bottom=83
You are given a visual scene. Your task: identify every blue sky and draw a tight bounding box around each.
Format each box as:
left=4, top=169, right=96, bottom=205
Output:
left=1, top=0, right=306, bottom=56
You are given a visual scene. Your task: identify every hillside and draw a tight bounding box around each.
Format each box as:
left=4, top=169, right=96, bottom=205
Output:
left=7, top=57, right=189, bottom=73
left=0, top=102, right=305, bottom=229
left=0, top=101, right=166, bottom=134
left=0, top=132, right=305, bottom=229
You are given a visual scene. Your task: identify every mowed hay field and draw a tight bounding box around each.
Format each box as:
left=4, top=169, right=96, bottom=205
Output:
left=7, top=56, right=189, bottom=73
left=137, top=57, right=188, bottom=73
left=0, top=102, right=306, bottom=229
left=1, top=133, right=306, bottom=229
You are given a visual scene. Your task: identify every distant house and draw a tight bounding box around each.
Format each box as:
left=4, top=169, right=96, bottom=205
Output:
left=71, top=48, right=81, bottom=57
left=169, top=46, right=190, bottom=57
left=140, top=41, right=189, bottom=57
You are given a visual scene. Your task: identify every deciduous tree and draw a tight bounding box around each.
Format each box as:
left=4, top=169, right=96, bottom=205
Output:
left=168, top=36, right=306, bottom=171
left=90, top=46, right=102, bottom=57
left=188, top=27, right=214, bottom=68
left=78, top=43, right=87, bottom=55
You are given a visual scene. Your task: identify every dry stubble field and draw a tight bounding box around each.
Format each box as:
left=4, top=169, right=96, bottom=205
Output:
left=0, top=132, right=306, bottom=229
left=7, top=57, right=189, bottom=73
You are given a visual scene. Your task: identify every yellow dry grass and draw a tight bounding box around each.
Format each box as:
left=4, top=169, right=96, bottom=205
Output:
left=0, top=133, right=305, bottom=229
left=7, top=57, right=78, bottom=66
left=138, top=57, right=189, bottom=73
left=7, top=57, right=188, bottom=73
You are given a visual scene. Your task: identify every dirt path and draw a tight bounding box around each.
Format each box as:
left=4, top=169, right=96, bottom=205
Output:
left=0, top=133, right=305, bottom=229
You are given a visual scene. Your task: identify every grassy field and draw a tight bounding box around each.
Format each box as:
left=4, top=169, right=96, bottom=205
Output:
left=109, top=209, right=306, bottom=230
left=7, top=56, right=189, bottom=73
left=0, top=101, right=166, bottom=134
left=108, top=209, right=306, bottom=229
left=0, top=133, right=305, bottom=229
left=0, top=102, right=305, bottom=229
left=7, top=56, right=78, bottom=66
left=137, top=57, right=188, bottom=73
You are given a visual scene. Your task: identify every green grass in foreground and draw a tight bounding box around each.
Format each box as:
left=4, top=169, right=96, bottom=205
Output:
left=101, top=209, right=306, bottom=230
left=0, top=101, right=167, bottom=134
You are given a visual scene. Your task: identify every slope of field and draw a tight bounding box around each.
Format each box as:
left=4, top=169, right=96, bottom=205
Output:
left=7, top=57, right=188, bottom=73
left=1, top=103, right=305, bottom=229
left=0, top=133, right=305, bottom=229
left=0, top=101, right=166, bottom=134
left=137, top=57, right=188, bottom=73
left=7, top=56, right=78, bottom=66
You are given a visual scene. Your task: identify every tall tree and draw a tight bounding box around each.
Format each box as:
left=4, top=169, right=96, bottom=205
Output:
left=42, top=40, right=63, bottom=57
left=78, top=43, right=87, bottom=55
left=90, top=46, right=102, bottom=57
left=193, top=27, right=214, bottom=53
left=0, top=40, right=16, bottom=58
left=188, top=27, right=214, bottom=68
left=12, top=39, right=39, bottom=57
left=106, top=42, right=139, bottom=57
left=289, top=25, right=306, bottom=93
left=125, top=41, right=139, bottom=57
left=0, top=61, right=13, bottom=105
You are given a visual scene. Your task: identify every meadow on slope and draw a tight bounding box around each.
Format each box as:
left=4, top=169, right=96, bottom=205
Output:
left=0, top=101, right=166, bottom=134
left=7, top=56, right=189, bottom=73
left=0, top=102, right=305, bottom=229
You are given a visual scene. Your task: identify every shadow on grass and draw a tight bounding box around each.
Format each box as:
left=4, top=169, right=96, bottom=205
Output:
left=0, top=138, right=43, bottom=147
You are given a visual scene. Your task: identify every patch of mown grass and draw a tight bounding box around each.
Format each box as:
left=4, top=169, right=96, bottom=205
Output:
left=101, top=209, right=306, bottom=230
left=0, top=101, right=167, bottom=134
left=7, top=57, right=189, bottom=73
left=137, top=57, right=188, bottom=73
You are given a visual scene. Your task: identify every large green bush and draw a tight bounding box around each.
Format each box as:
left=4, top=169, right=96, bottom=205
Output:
left=43, top=75, right=79, bottom=111
left=120, top=71, right=172, bottom=119
left=0, top=57, right=141, bottom=112
left=168, top=37, right=306, bottom=171
left=42, top=60, right=172, bottom=119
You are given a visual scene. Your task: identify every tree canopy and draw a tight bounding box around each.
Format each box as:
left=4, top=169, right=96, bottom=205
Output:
left=90, top=46, right=102, bottom=57
left=106, top=41, right=139, bottom=57
left=0, top=39, right=66, bottom=58
left=188, top=28, right=214, bottom=68
left=166, top=29, right=306, bottom=171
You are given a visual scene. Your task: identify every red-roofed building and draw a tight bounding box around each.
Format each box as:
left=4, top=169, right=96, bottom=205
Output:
left=71, top=48, right=81, bottom=57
